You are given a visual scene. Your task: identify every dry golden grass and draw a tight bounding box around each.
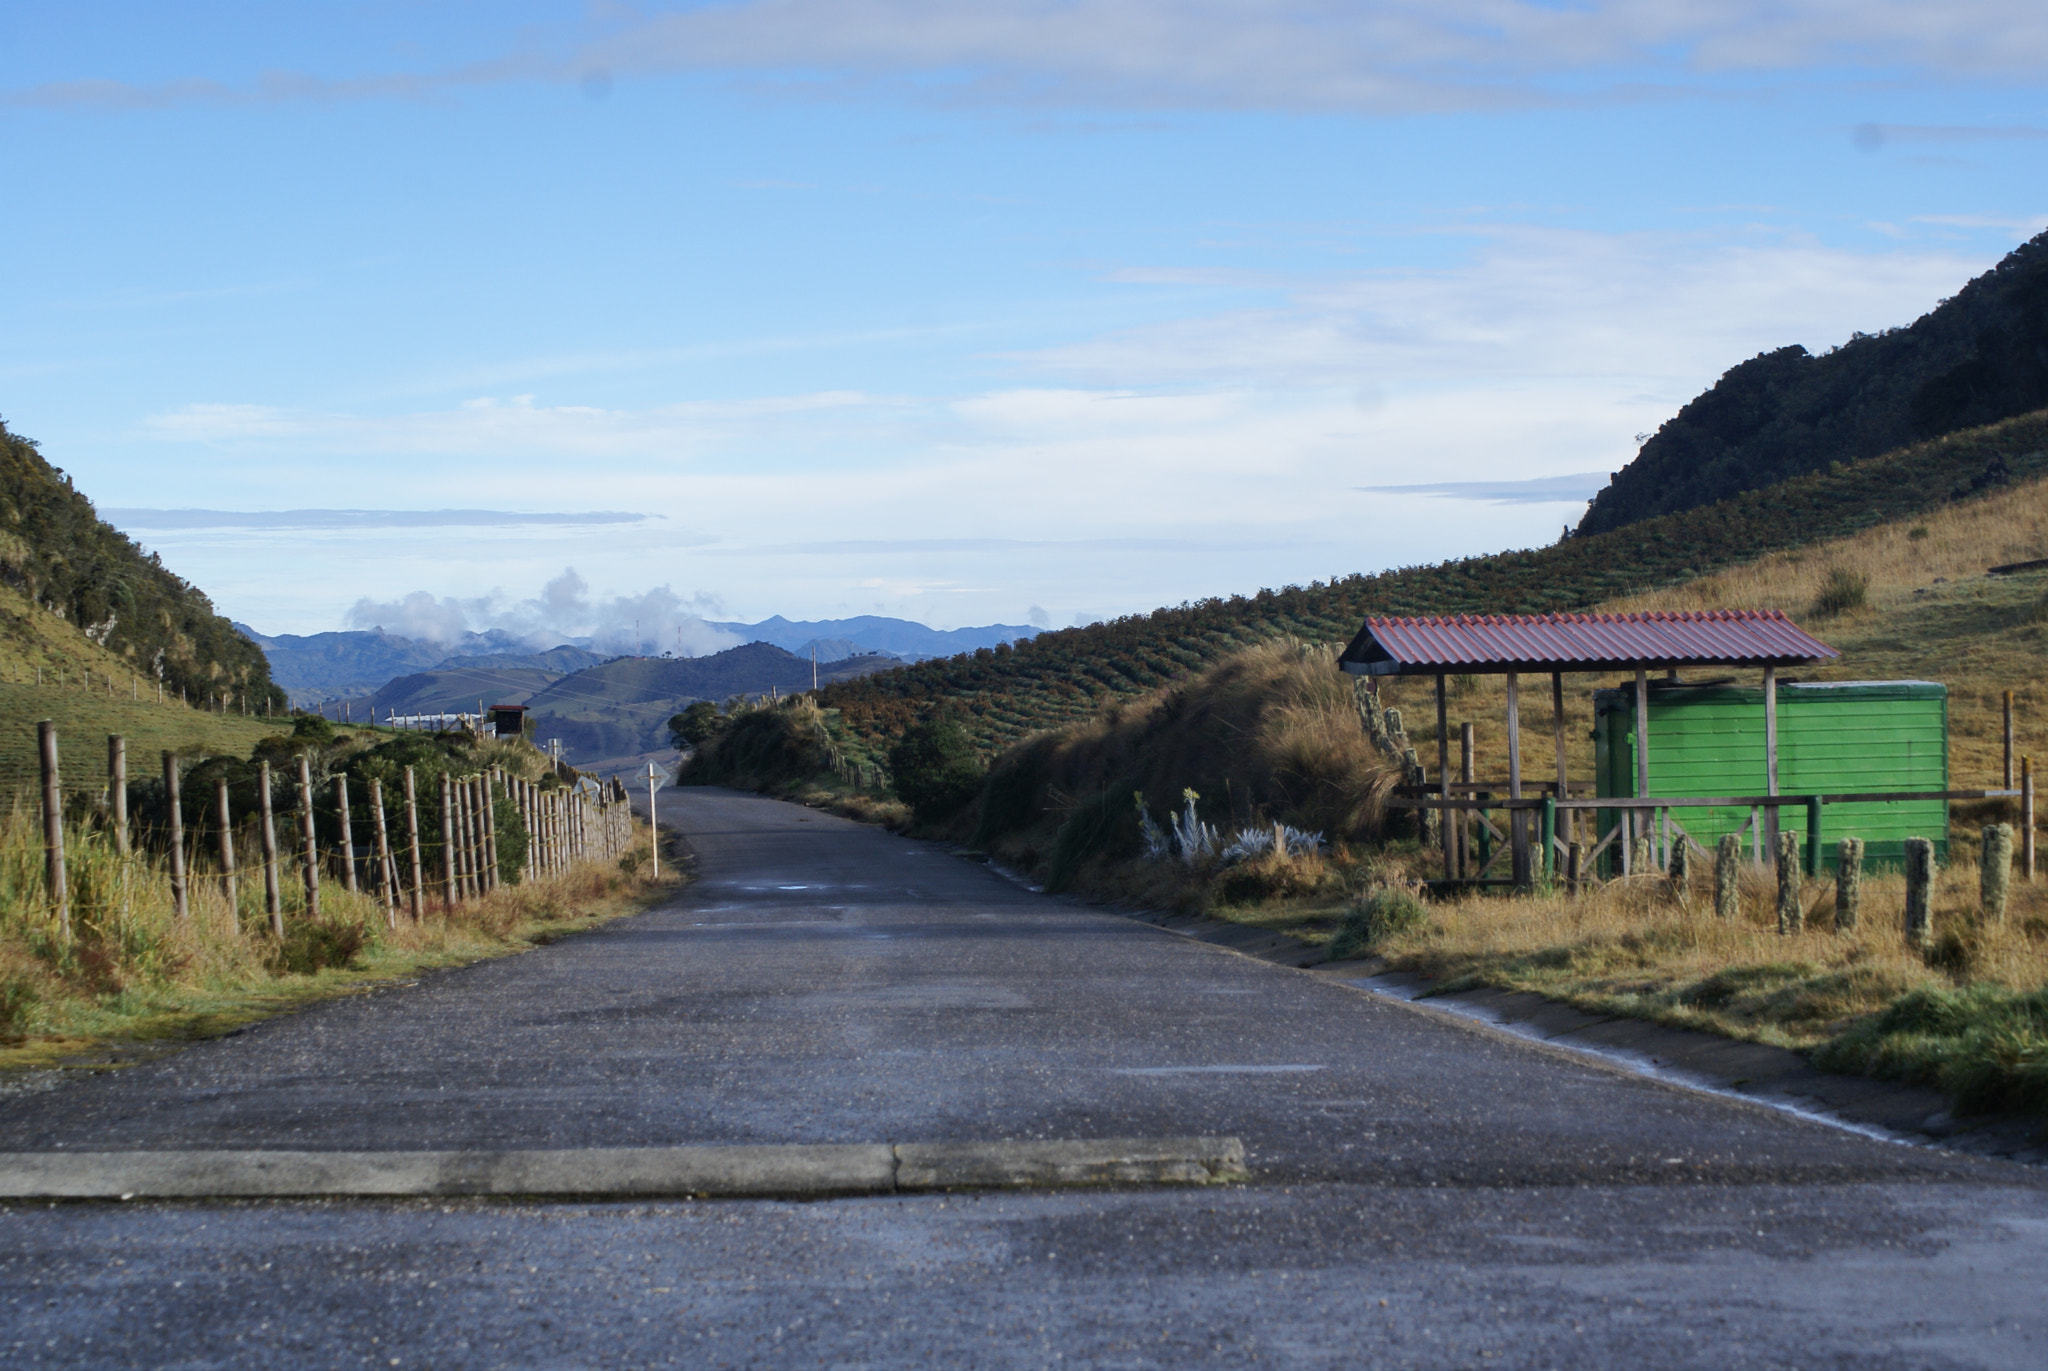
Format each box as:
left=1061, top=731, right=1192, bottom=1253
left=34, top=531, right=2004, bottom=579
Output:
left=1380, top=846, right=2048, bottom=1050
left=0, top=800, right=677, bottom=1067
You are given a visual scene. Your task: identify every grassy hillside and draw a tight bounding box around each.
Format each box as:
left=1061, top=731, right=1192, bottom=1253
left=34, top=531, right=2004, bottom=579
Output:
left=820, top=406, right=2048, bottom=758
left=0, top=576, right=283, bottom=800
left=371, top=664, right=565, bottom=716
left=0, top=419, right=280, bottom=707
left=524, top=644, right=902, bottom=763
left=1581, top=228, right=2048, bottom=534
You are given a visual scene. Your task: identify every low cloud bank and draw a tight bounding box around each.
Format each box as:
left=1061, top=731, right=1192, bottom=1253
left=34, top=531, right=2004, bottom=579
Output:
left=346, top=568, right=742, bottom=657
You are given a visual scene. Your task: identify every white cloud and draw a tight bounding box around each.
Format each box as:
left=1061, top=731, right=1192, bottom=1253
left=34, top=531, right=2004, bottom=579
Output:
left=136, top=227, right=2011, bottom=632
left=13, top=2, right=2048, bottom=115
left=345, top=568, right=741, bottom=655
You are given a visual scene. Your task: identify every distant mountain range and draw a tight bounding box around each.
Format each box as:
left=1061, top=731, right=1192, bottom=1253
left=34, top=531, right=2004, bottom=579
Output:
left=237, top=614, right=1038, bottom=708
left=707, top=615, right=1038, bottom=661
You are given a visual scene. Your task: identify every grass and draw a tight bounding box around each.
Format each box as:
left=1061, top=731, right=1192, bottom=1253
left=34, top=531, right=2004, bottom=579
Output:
left=0, top=792, right=678, bottom=1071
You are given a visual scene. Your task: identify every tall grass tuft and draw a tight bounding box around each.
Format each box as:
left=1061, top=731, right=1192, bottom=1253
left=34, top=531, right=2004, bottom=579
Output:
left=0, top=793, right=659, bottom=1051
left=1811, top=566, right=1870, bottom=617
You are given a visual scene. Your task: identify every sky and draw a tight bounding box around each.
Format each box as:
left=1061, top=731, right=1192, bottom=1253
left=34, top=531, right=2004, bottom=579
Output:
left=2, top=2, right=2045, bottom=648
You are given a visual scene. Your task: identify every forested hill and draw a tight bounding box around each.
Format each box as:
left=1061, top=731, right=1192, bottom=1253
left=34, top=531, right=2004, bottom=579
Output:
left=0, top=418, right=281, bottom=706
left=1578, top=229, right=2048, bottom=536
left=820, top=406, right=2048, bottom=755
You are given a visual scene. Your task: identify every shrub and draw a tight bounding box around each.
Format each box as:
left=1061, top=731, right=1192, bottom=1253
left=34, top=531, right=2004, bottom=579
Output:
left=1811, top=566, right=1869, bottom=617
left=1043, top=788, right=1137, bottom=892
left=668, top=701, right=725, bottom=751
left=888, top=716, right=985, bottom=825
left=274, top=915, right=377, bottom=976
left=1326, top=888, right=1428, bottom=961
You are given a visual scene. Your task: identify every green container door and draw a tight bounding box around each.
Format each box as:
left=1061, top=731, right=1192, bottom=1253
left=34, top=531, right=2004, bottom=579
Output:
left=1592, top=680, right=1947, bottom=871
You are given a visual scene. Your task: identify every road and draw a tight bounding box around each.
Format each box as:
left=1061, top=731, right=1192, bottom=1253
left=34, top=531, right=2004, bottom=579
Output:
left=2, top=786, right=2045, bottom=1368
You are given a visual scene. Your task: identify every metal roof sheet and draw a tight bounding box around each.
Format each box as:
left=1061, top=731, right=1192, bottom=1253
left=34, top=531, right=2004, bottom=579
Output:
left=1338, top=611, right=1837, bottom=676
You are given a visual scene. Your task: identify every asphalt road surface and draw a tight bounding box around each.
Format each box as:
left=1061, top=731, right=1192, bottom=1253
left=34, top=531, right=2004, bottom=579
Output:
left=3, top=787, right=2045, bottom=1369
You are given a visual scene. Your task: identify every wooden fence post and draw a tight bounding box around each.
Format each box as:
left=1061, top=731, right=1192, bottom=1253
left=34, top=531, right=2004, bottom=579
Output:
left=439, top=772, right=456, bottom=905
left=1903, top=837, right=1934, bottom=950
left=1982, top=823, right=2013, bottom=925
left=258, top=760, right=282, bottom=935
left=296, top=755, right=320, bottom=919
left=403, top=766, right=423, bottom=922
left=2004, top=689, right=2015, bottom=790
left=481, top=775, right=499, bottom=892
left=216, top=776, right=237, bottom=911
left=1714, top=833, right=1740, bottom=920
left=163, top=751, right=188, bottom=922
left=107, top=735, right=129, bottom=856
left=38, top=720, right=67, bottom=939
left=334, top=775, right=357, bottom=895
left=2025, top=756, right=2036, bottom=882
left=1775, top=830, right=1800, bottom=935
left=370, top=779, right=395, bottom=927
left=1835, top=837, right=1862, bottom=930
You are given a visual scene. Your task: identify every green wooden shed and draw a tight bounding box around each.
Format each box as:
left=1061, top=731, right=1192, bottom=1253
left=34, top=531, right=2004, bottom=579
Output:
left=1593, top=678, right=1948, bottom=872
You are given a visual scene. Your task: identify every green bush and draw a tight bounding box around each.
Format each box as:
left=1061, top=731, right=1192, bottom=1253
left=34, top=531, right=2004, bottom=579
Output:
left=1043, top=789, right=1138, bottom=892
left=668, top=701, right=725, bottom=751
left=888, top=716, right=985, bottom=825
left=274, top=914, right=378, bottom=976
left=1326, top=888, right=1428, bottom=962
left=1816, top=984, right=2048, bottom=1118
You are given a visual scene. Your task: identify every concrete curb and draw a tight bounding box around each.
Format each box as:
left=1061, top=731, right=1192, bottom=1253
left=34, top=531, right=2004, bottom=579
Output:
left=0, top=1136, right=1246, bottom=1201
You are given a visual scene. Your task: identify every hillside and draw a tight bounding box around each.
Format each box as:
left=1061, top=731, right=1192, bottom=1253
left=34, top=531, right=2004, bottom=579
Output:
left=236, top=624, right=564, bottom=706
left=817, top=406, right=2048, bottom=759
left=1579, top=228, right=2048, bottom=535
left=525, top=643, right=903, bottom=762
left=2, top=419, right=280, bottom=707
left=371, top=664, right=567, bottom=717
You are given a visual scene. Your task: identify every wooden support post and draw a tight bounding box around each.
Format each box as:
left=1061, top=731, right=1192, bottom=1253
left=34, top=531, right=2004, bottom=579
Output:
left=334, top=775, right=357, bottom=895
left=1551, top=671, right=1569, bottom=845
left=1903, top=837, right=1934, bottom=949
left=1805, top=796, right=1823, bottom=878
left=258, top=761, right=282, bottom=935
left=1506, top=672, right=1528, bottom=887
left=1638, top=663, right=1654, bottom=864
left=1458, top=722, right=1474, bottom=878
left=439, top=773, right=457, bottom=905
left=1762, top=665, right=1779, bottom=853
left=163, top=751, right=188, bottom=921
left=1836, top=837, right=1863, bottom=930
left=2004, top=690, right=2015, bottom=790
left=216, top=776, right=236, bottom=911
left=402, top=766, right=424, bottom=922
left=1565, top=840, right=1582, bottom=893
left=296, top=756, right=319, bottom=919
left=38, top=721, right=67, bottom=938
left=370, top=780, right=396, bottom=929
left=1436, top=673, right=1453, bottom=881
left=107, top=735, right=129, bottom=856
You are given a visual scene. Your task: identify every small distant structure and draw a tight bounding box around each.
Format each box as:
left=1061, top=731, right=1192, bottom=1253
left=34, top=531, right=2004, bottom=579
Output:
left=488, top=704, right=529, bottom=739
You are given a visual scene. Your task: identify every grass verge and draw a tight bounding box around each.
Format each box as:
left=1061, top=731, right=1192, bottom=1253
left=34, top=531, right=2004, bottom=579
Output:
left=0, top=810, right=683, bottom=1073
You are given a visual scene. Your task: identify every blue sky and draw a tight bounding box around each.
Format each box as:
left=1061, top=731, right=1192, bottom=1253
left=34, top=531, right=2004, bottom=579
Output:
left=2, top=2, right=2044, bottom=648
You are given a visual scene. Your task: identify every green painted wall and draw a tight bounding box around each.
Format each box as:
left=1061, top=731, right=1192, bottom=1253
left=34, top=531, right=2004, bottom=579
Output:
left=1593, top=680, right=1948, bottom=871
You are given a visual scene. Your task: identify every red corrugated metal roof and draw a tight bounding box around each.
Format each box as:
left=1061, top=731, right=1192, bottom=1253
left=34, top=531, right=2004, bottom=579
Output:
left=1339, top=611, right=1837, bottom=676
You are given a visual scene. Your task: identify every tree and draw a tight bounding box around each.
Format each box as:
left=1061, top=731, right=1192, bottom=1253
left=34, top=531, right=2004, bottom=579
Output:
left=888, top=715, right=985, bottom=824
left=668, top=700, right=724, bottom=751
